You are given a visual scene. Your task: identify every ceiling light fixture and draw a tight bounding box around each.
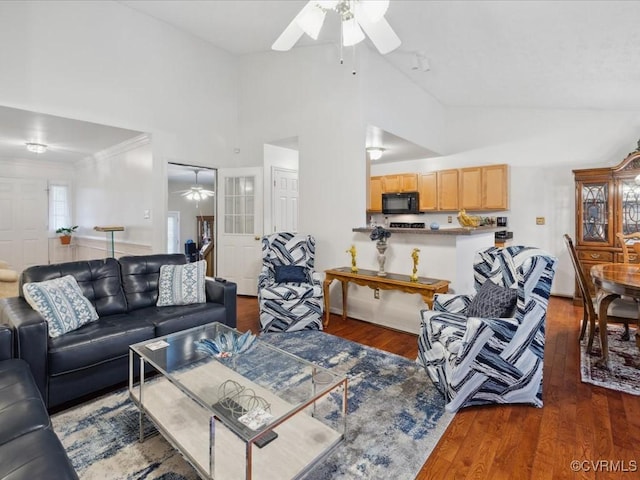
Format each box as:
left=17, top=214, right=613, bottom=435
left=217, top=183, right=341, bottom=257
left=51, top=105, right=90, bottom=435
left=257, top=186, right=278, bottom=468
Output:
left=26, top=142, right=48, bottom=154
left=273, top=0, right=401, bottom=55
left=367, top=147, right=385, bottom=160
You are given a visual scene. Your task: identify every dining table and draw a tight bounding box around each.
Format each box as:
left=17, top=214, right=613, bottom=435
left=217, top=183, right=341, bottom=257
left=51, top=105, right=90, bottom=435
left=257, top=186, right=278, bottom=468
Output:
left=590, top=263, right=640, bottom=368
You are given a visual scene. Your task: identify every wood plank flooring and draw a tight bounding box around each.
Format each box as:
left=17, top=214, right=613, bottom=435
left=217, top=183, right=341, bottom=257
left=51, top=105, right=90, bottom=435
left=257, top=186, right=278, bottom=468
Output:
left=238, top=295, right=640, bottom=480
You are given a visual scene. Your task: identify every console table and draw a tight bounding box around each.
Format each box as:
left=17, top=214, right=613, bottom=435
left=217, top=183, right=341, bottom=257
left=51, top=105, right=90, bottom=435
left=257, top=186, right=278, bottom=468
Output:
left=323, top=267, right=450, bottom=327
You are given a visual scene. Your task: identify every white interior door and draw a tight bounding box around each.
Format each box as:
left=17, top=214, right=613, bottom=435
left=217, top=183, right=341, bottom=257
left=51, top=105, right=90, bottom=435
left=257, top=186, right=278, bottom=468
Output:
left=0, top=177, right=48, bottom=274
left=217, top=167, right=263, bottom=296
left=272, top=167, right=298, bottom=233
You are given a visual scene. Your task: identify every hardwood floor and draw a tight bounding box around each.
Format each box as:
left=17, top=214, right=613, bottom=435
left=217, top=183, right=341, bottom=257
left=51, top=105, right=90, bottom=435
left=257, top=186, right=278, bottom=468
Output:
left=238, top=296, right=640, bottom=480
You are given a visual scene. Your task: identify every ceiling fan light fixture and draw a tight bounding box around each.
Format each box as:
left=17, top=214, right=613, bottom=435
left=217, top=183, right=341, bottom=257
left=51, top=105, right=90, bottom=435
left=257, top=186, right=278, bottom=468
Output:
left=26, top=142, right=47, bottom=154
left=342, top=17, right=365, bottom=46
left=367, top=147, right=385, bottom=160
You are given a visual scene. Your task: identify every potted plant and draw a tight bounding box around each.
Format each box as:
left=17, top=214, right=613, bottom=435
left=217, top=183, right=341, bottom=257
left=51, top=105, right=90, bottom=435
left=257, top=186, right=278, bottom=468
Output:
left=56, top=226, right=78, bottom=245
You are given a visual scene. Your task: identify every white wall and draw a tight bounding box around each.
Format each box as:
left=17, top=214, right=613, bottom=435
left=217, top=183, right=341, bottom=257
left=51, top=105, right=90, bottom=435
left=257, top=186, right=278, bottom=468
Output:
left=0, top=1, right=240, bottom=253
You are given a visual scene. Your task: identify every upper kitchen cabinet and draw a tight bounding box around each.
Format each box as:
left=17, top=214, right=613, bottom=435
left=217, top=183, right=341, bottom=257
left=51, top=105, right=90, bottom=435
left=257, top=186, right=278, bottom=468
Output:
left=460, top=164, right=509, bottom=211
left=418, top=173, right=437, bottom=211
left=437, top=169, right=459, bottom=211
left=382, top=173, right=418, bottom=193
left=370, top=176, right=383, bottom=212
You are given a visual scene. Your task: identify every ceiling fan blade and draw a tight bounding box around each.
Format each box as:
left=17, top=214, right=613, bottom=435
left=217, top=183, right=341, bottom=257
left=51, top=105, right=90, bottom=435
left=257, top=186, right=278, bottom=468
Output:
left=272, top=2, right=312, bottom=51
left=355, top=9, right=401, bottom=54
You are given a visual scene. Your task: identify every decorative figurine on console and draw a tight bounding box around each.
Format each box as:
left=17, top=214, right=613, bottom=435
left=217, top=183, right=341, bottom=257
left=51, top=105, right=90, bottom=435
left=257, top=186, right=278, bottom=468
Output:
left=346, top=244, right=358, bottom=273
left=410, top=248, right=420, bottom=282
left=370, top=226, right=391, bottom=277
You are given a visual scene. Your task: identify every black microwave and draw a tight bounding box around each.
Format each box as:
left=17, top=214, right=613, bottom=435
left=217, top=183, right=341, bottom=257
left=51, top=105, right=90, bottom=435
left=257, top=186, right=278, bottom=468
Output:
left=382, top=192, right=420, bottom=214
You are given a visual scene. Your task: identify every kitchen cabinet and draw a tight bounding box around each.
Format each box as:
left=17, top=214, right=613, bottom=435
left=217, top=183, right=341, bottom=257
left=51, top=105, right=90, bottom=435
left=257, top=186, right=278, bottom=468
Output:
left=460, top=164, right=509, bottom=211
left=382, top=174, right=418, bottom=193
left=370, top=176, right=383, bottom=212
left=572, top=144, right=640, bottom=300
left=418, top=173, right=437, bottom=210
left=437, top=169, right=459, bottom=211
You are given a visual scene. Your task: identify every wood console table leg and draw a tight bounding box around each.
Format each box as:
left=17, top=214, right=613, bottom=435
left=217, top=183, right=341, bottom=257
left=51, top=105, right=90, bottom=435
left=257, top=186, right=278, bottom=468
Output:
left=323, top=278, right=332, bottom=328
left=420, top=292, right=435, bottom=309
left=341, top=280, right=348, bottom=321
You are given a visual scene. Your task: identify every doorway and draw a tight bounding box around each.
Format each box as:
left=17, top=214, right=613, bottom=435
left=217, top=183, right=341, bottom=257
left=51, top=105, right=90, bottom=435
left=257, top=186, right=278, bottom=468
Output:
left=167, top=163, right=216, bottom=275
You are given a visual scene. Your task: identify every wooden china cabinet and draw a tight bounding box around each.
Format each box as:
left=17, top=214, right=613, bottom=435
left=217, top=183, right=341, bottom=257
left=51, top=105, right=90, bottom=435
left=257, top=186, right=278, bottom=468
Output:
left=573, top=141, right=640, bottom=301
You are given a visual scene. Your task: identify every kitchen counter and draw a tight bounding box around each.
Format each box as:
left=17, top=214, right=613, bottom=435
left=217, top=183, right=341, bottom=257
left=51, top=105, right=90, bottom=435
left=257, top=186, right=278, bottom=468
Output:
left=352, top=226, right=506, bottom=236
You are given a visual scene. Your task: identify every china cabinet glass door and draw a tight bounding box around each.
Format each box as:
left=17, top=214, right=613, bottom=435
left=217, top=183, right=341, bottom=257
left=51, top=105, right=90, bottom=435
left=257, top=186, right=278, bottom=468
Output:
left=619, top=179, right=640, bottom=234
left=580, top=181, right=610, bottom=244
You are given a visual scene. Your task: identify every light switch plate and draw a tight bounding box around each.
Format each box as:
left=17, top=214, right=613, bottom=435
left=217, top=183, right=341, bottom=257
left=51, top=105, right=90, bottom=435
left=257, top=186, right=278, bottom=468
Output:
left=536, top=217, right=545, bottom=225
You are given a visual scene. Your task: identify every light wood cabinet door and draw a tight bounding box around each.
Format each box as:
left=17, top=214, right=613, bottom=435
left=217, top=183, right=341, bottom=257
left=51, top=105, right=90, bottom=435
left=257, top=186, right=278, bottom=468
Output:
left=418, top=173, right=437, bottom=210
left=381, top=174, right=418, bottom=193
left=437, top=169, right=459, bottom=211
left=482, top=164, right=509, bottom=210
left=460, top=167, right=482, bottom=210
left=370, top=176, right=383, bottom=211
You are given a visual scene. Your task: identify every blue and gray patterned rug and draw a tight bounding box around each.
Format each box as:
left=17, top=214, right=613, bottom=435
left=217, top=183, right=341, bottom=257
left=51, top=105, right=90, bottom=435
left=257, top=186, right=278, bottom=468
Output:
left=51, top=330, right=453, bottom=479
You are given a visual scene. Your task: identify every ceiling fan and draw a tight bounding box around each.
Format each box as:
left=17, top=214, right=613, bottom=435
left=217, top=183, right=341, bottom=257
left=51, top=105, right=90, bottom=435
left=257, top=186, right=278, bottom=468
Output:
left=172, top=169, right=215, bottom=202
left=272, top=0, right=401, bottom=55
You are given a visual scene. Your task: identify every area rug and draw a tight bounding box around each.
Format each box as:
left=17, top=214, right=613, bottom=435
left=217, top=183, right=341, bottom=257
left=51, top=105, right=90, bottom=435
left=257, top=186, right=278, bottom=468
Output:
left=52, top=330, right=453, bottom=480
left=580, top=324, right=640, bottom=396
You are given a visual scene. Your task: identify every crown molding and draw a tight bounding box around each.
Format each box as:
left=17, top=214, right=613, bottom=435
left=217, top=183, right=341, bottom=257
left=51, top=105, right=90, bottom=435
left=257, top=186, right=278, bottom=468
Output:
left=92, top=133, right=151, bottom=162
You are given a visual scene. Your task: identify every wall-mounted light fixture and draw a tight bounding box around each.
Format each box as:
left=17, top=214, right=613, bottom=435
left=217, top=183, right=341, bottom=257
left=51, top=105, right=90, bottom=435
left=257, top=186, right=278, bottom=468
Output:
left=26, top=142, right=48, bottom=154
left=366, top=147, right=385, bottom=160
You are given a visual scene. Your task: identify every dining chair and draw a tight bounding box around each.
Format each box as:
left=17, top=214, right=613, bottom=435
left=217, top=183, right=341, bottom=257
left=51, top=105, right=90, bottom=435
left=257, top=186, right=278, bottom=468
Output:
left=563, top=234, right=635, bottom=350
left=616, top=232, right=640, bottom=263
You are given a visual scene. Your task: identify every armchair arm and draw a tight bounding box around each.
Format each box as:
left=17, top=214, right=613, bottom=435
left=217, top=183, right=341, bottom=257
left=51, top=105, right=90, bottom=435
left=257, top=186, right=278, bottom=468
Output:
left=0, top=297, right=49, bottom=401
left=204, top=277, right=237, bottom=328
left=432, top=293, right=474, bottom=313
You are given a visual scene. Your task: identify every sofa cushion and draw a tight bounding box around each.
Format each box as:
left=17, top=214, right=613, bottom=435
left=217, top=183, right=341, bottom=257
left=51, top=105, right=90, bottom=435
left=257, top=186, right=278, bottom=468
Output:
left=120, top=254, right=187, bottom=311
left=131, top=302, right=229, bottom=337
left=20, top=258, right=128, bottom=317
left=23, top=276, right=99, bottom=338
left=466, top=280, right=518, bottom=318
left=47, top=314, right=155, bottom=375
left=157, top=260, right=206, bottom=306
left=0, top=359, right=50, bottom=446
left=0, top=427, right=78, bottom=480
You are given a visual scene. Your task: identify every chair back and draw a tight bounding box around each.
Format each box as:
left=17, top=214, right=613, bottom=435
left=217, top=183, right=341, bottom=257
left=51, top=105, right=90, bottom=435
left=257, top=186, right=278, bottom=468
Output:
left=616, top=232, right=640, bottom=263
left=260, top=232, right=316, bottom=278
left=472, top=245, right=557, bottom=324
left=563, top=234, right=597, bottom=318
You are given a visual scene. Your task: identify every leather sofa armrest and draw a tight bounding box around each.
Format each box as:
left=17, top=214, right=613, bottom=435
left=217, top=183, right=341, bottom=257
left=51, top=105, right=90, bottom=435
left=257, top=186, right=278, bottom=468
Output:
left=0, top=297, right=49, bottom=402
left=0, top=321, right=12, bottom=361
left=205, top=277, right=237, bottom=328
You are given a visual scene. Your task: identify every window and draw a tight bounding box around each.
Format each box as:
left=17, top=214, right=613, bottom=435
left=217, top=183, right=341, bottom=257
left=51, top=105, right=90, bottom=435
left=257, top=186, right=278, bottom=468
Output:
left=224, top=176, right=255, bottom=234
left=49, top=184, right=71, bottom=233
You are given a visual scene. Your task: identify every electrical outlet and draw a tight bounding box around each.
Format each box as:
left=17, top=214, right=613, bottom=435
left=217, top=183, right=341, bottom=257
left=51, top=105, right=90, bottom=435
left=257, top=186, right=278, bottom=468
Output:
left=374, top=288, right=380, bottom=299
left=536, top=217, right=545, bottom=225
left=447, top=216, right=452, bottom=223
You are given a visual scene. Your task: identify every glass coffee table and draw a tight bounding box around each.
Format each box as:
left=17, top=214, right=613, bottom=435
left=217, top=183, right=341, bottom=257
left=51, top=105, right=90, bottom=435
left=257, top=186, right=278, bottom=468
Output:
left=129, top=322, right=347, bottom=480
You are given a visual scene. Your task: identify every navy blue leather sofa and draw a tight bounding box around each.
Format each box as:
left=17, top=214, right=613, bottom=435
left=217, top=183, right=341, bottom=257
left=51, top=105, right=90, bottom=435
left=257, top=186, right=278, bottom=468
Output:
left=0, top=323, right=78, bottom=479
left=0, top=254, right=237, bottom=410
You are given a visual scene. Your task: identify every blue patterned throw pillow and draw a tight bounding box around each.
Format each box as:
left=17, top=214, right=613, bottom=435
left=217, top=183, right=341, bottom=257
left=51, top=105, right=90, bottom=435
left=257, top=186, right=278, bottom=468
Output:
left=157, top=260, right=206, bottom=306
left=23, top=275, right=99, bottom=338
left=274, top=265, right=308, bottom=283
left=466, top=280, right=517, bottom=318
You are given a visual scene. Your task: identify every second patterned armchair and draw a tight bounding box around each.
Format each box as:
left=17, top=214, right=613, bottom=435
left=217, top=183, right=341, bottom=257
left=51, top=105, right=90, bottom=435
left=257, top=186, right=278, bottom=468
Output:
left=258, top=232, right=324, bottom=333
left=417, top=246, right=557, bottom=412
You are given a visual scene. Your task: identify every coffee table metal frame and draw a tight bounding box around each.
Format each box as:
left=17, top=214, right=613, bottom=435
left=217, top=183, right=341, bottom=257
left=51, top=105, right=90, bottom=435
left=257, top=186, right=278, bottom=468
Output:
left=128, top=322, right=347, bottom=480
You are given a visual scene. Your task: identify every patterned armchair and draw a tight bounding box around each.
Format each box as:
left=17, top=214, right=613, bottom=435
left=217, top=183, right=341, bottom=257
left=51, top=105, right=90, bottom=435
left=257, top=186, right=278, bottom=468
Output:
left=417, top=246, right=557, bottom=412
left=258, top=232, right=324, bottom=333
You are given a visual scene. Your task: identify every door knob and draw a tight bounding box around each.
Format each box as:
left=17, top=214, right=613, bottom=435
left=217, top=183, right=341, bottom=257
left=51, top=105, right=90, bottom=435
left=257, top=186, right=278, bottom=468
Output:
left=255, top=236, right=261, bottom=241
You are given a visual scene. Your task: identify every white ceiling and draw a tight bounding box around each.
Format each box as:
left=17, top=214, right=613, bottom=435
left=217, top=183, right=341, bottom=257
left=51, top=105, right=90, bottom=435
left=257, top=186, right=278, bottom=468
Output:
left=3, top=1, right=639, bottom=175
left=120, top=0, right=640, bottom=110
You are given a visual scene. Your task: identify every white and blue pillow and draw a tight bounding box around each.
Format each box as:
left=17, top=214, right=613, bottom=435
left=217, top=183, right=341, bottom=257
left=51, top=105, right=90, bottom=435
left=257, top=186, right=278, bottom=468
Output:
left=157, top=260, right=206, bottom=306
left=23, top=275, right=99, bottom=338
